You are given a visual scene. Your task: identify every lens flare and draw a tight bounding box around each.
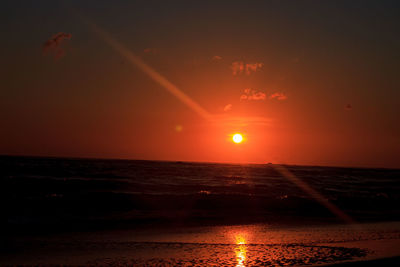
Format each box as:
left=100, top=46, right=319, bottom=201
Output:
left=83, top=19, right=212, bottom=121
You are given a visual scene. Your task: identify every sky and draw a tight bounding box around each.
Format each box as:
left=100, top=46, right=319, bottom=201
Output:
left=1, top=0, right=399, bottom=168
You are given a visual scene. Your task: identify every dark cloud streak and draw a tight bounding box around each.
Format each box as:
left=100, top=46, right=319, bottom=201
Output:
left=42, top=32, right=72, bottom=59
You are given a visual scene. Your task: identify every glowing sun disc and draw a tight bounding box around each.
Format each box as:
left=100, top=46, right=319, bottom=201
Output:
left=232, top=133, right=243, bottom=144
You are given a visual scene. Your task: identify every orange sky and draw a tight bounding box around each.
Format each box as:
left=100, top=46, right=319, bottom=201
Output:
left=1, top=1, right=399, bottom=168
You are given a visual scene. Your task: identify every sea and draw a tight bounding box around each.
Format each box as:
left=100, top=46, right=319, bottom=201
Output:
left=1, top=155, right=400, bottom=266
left=2, top=155, right=399, bottom=231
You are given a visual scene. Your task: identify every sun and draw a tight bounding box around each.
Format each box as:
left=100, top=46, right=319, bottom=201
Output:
left=232, top=133, right=243, bottom=144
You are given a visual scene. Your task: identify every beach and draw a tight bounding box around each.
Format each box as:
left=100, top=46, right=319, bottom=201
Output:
left=2, top=222, right=400, bottom=266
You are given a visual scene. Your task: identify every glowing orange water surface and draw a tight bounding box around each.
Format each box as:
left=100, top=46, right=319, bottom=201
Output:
left=235, top=234, right=247, bottom=267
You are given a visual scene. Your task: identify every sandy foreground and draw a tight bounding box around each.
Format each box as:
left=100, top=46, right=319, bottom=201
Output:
left=1, top=221, right=400, bottom=266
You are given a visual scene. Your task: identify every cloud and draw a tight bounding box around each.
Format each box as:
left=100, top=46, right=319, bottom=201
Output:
left=231, top=61, right=263, bottom=75
left=231, top=61, right=244, bottom=75
left=212, top=55, right=222, bottom=61
left=229, top=116, right=272, bottom=126
left=212, top=115, right=273, bottom=127
left=42, top=32, right=72, bottom=59
left=269, top=92, right=288, bottom=100
left=223, top=104, right=232, bottom=112
left=245, top=62, right=263, bottom=75
left=240, top=88, right=266, bottom=101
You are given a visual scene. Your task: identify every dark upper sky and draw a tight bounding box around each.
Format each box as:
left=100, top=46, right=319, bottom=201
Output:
left=1, top=0, right=399, bottom=167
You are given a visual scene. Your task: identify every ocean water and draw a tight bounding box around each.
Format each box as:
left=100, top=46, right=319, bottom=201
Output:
left=2, top=156, right=400, bottom=265
left=1, top=156, right=400, bottom=231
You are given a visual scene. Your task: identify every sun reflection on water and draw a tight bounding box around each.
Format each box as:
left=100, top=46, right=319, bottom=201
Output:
left=235, top=234, right=247, bottom=267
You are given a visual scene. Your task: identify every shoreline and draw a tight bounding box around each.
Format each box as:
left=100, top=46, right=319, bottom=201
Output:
left=1, top=221, right=399, bottom=266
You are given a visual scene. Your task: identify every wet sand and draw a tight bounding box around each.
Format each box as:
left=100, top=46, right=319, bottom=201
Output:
left=1, top=221, right=400, bottom=266
left=324, top=256, right=400, bottom=266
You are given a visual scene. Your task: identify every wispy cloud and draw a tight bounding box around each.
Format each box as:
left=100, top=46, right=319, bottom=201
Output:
left=223, top=104, right=232, bottom=112
left=245, top=62, right=263, bottom=75
left=212, top=115, right=273, bottom=127
left=240, top=88, right=266, bottom=101
left=231, top=61, right=263, bottom=75
left=212, top=55, right=222, bottom=61
left=269, top=92, right=288, bottom=100
left=42, top=32, right=72, bottom=59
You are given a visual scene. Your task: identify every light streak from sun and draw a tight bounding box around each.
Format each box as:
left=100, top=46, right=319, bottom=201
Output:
left=272, top=164, right=355, bottom=224
left=84, top=19, right=212, bottom=121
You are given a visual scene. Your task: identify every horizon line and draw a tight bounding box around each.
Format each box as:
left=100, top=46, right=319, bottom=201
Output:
left=0, top=153, right=398, bottom=170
